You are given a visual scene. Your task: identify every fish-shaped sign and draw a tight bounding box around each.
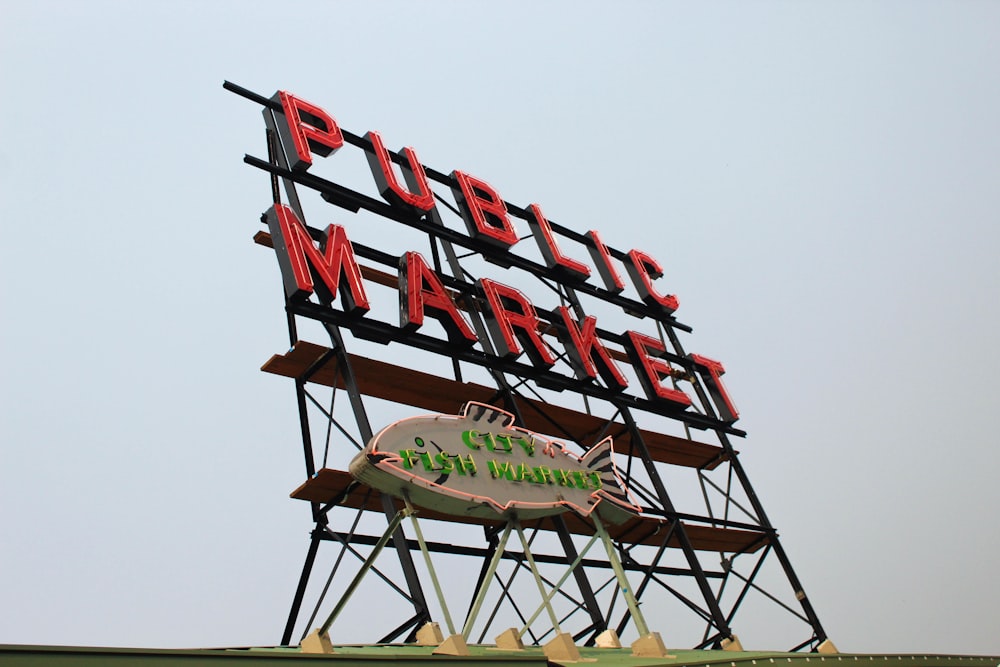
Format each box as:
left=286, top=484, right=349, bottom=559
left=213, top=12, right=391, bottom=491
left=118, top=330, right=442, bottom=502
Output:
left=349, top=402, right=640, bottom=524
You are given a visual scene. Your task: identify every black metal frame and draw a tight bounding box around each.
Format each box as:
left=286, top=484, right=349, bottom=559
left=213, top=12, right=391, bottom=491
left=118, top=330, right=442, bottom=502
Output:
left=225, top=81, right=829, bottom=651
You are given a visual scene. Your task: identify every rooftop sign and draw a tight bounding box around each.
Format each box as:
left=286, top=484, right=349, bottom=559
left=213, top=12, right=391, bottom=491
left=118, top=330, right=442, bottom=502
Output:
left=349, top=402, right=641, bottom=524
left=254, top=89, right=743, bottom=436
left=227, top=82, right=835, bottom=651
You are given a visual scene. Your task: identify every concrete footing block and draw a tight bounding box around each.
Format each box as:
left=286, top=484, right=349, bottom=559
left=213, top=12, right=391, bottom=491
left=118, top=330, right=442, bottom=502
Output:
left=300, top=628, right=335, bottom=654
left=631, top=632, right=674, bottom=658
left=495, top=628, right=525, bottom=650
left=544, top=632, right=583, bottom=662
left=817, top=639, right=840, bottom=655
left=433, top=633, right=471, bottom=656
left=595, top=629, right=622, bottom=649
left=722, top=635, right=744, bottom=652
left=415, top=622, right=444, bottom=646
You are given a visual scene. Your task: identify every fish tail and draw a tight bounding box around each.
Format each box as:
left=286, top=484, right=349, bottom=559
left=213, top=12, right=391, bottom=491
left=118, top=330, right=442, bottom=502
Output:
left=582, top=437, right=637, bottom=513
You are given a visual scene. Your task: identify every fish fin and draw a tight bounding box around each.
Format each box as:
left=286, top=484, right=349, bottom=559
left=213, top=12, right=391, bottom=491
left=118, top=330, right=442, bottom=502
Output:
left=461, top=401, right=516, bottom=427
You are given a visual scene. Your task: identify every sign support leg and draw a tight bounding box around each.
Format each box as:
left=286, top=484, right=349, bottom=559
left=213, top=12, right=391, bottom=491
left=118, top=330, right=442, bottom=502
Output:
left=281, top=526, right=323, bottom=646
left=403, top=495, right=457, bottom=636
left=551, top=515, right=607, bottom=641
left=591, top=514, right=649, bottom=637
left=518, top=533, right=600, bottom=637
left=512, top=519, right=561, bottom=634
left=317, top=508, right=410, bottom=637
left=462, top=520, right=514, bottom=639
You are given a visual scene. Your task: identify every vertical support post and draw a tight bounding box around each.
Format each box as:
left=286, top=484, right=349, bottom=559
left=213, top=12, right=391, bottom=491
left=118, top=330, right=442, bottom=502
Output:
left=663, top=325, right=829, bottom=645
left=618, top=404, right=735, bottom=642
left=463, top=521, right=514, bottom=639
left=466, top=526, right=501, bottom=621
left=513, top=519, right=561, bottom=634
left=404, top=495, right=457, bottom=636
left=325, top=323, right=432, bottom=635
left=551, top=515, right=607, bottom=639
left=518, top=533, right=600, bottom=637
left=592, top=514, right=649, bottom=637
left=281, top=527, right=324, bottom=645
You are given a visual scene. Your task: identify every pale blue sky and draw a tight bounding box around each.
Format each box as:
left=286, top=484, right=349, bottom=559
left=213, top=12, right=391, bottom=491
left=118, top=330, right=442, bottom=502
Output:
left=2, top=1, right=998, bottom=656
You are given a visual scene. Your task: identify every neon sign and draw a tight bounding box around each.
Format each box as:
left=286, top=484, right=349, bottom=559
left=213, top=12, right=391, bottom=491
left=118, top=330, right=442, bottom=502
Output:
left=349, top=402, right=640, bottom=524
left=226, top=83, right=839, bottom=652
left=258, top=89, right=741, bottom=434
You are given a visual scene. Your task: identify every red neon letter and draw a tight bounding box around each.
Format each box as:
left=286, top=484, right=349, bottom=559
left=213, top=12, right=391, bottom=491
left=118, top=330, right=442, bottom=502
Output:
left=586, top=230, right=625, bottom=293
left=264, top=204, right=370, bottom=313
left=400, top=251, right=477, bottom=346
left=478, top=279, right=556, bottom=367
left=273, top=91, right=344, bottom=171
left=364, top=131, right=436, bottom=213
left=624, top=331, right=692, bottom=407
left=626, top=249, right=679, bottom=314
left=556, top=307, right=628, bottom=391
left=689, top=354, right=739, bottom=422
left=451, top=171, right=519, bottom=248
left=526, top=204, right=590, bottom=282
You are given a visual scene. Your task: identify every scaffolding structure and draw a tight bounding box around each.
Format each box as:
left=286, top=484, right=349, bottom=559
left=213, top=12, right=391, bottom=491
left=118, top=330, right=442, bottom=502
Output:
left=226, top=82, right=829, bottom=652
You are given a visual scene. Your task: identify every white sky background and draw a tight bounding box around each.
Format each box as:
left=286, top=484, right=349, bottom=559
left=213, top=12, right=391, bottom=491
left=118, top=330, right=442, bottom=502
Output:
left=1, top=0, right=998, bottom=656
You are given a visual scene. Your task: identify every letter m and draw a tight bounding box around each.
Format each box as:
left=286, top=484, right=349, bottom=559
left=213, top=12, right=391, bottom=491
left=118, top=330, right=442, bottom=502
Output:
left=265, top=204, right=370, bottom=314
left=487, top=460, right=517, bottom=481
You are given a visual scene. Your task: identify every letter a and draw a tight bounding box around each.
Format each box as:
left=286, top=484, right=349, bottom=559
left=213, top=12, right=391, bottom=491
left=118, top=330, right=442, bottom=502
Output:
left=400, top=251, right=477, bottom=345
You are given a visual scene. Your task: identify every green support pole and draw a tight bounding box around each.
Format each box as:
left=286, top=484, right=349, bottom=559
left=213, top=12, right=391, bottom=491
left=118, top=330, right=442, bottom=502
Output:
left=513, top=519, right=561, bottom=634
left=462, top=520, right=514, bottom=639
left=404, top=495, right=457, bottom=636
left=592, top=514, right=650, bottom=637
left=320, top=508, right=410, bottom=636
left=519, top=533, right=600, bottom=637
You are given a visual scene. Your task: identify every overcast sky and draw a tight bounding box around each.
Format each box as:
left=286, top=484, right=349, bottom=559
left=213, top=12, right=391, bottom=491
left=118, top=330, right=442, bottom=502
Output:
left=1, top=1, right=998, bottom=657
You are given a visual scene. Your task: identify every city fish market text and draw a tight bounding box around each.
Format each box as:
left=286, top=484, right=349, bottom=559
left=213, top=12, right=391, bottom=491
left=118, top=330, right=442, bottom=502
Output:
left=349, top=403, right=640, bottom=523
left=398, top=429, right=603, bottom=491
left=264, top=90, right=739, bottom=426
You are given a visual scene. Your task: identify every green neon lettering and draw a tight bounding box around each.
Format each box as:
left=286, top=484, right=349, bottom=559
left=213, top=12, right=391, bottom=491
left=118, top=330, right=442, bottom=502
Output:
left=462, top=429, right=483, bottom=450
left=516, top=463, right=533, bottom=482
left=572, top=471, right=588, bottom=489
left=589, top=472, right=603, bottom=489
left=435, top=452, right=455, bottom=473
left=515, top=437, right=535, bottom=457
left=398, top=449, right=418, bottom=470
left=534, top=466, right=554, bottom=484
left=555, top=469, right=572, bottom=486
left=488, top=460, right=517, bottom=480
left=454, top=453, right=477, bottom=476
left=420, top=452, right=438, bottom=472
left=487, top=433, right=513, bottom=453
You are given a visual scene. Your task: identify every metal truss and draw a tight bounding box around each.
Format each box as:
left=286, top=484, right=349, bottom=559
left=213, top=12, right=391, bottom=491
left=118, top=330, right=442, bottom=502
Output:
left=225, top=81, right=829, bottom=652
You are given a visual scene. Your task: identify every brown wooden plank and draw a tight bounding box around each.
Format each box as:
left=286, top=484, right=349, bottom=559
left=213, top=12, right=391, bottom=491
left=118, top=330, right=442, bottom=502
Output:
left=291, top=468, right=764, bottom=554
left=263, top=342, right=726, bottom=469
